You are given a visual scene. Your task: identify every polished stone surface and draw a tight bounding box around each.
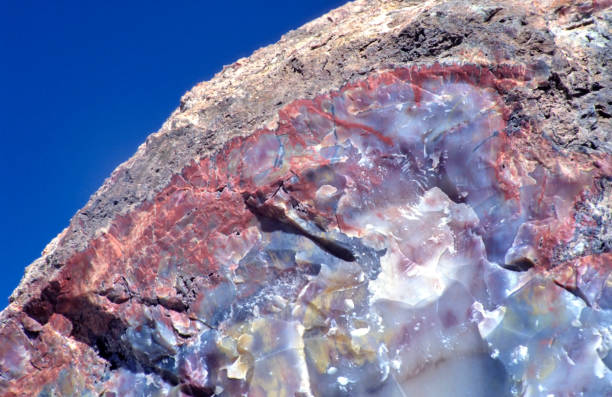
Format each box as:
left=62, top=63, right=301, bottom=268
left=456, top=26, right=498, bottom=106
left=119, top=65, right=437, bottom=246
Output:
left=2, top=64, right=609, bottom=396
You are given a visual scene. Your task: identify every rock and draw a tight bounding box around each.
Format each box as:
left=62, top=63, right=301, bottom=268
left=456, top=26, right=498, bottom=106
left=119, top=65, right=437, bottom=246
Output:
left=1, top=0, right=611, bottom=396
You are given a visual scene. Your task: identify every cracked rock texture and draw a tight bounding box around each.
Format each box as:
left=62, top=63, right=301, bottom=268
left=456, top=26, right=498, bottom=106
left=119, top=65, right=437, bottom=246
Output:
left=1, top=1, right=611, bottom=396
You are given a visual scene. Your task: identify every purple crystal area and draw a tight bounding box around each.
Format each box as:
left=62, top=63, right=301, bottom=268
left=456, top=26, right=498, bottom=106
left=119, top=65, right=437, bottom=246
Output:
left=2, top=65, right=611, bottom=396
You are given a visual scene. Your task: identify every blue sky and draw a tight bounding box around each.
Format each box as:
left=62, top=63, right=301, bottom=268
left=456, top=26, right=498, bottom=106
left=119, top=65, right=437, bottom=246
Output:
left=0, top=1, right=346, bottom=307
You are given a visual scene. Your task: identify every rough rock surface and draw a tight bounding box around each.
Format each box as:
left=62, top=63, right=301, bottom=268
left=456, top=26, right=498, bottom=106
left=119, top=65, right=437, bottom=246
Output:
left=1, top=0, right=611, bottom=396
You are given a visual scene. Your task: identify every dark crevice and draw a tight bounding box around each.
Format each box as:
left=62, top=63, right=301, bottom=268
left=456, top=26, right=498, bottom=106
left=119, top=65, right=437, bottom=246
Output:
left=180, top=384, right=215, bottom=397
left=23, top=282, right=61, bottom=325
left=23, top=287, right=188, bottom=388
left=144, top=296, right=189, bottom=313
left=97, top=279, right=191, bottom=313
left=24, top=288, right=133, bottom=369
left=289, top=57, right=305, bottom=75
left=310, top=235, right=356, bottom=262
left=554, top=281, right=592, bottom=307
left=502, top=257, right=535, bottom=272
left=243, top=187, right=383, bottom=281
left=23, top=328, right=40, bottom=340
left=595, top=104, right=611, bottom=118
left=243, top=192, right=357, bottom=263
left=435, top=174, right=468, bottom=204
left=571, top=87, right=591, bottom=98
left=547, top=72, right=571, bottom=99
left=564, top=18, right=594, bottom=30
left=483, top=7, right=503, bottom=23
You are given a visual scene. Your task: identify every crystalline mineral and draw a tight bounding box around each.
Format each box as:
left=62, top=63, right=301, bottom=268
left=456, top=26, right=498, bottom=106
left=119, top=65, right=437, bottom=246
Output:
left=1, top=1, right=611, bottom=396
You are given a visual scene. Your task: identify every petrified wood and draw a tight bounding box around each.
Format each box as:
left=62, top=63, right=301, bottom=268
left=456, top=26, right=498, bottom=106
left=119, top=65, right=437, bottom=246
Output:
left=1, top=1, right=611, bottom=396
